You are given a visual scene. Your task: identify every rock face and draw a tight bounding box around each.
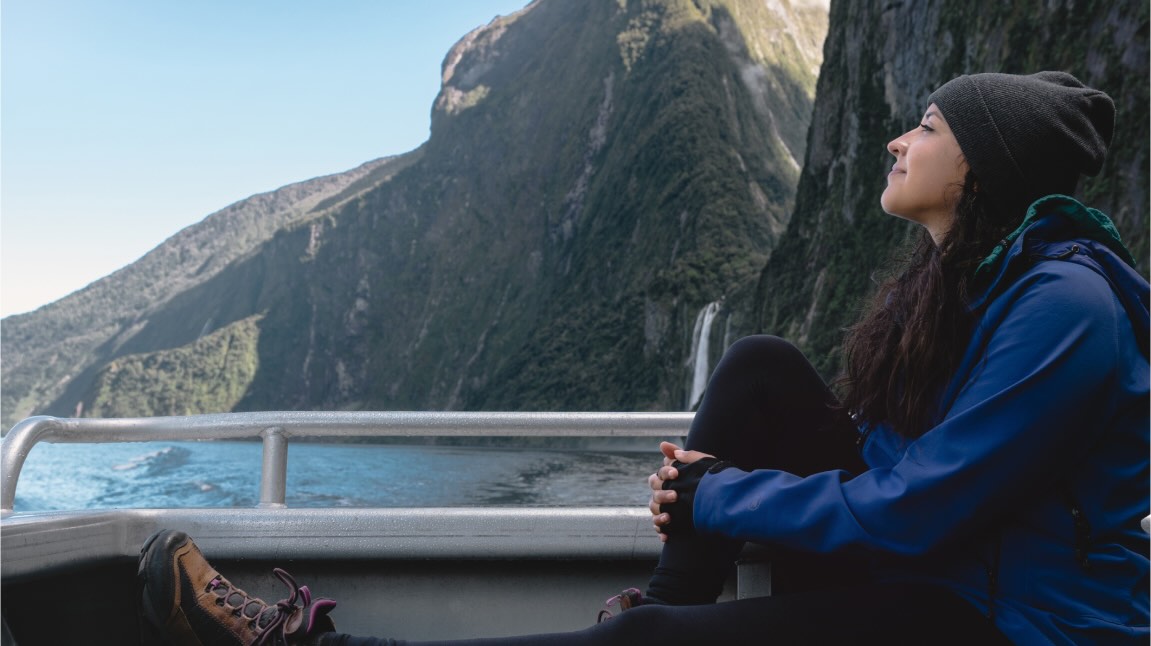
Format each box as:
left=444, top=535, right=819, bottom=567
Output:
left=753, top=0, right=1148, bottom=376
left=1, top=0, right=829, bottom=425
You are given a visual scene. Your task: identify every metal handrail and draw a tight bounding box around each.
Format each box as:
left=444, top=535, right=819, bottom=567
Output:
left=1, top=411, right=693, bottom=514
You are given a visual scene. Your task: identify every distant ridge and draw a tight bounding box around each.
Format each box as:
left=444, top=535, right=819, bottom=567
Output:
left=2, top=152, right=421, bottom=425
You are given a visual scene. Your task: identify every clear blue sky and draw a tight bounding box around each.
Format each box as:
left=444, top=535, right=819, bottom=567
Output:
left=1, top=0, right=531, bottom=317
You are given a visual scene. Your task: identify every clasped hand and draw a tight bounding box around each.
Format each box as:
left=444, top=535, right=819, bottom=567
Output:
left=648, top=441, right=716, bottom=542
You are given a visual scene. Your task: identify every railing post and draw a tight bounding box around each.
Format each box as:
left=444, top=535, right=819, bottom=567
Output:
left=257, top=427, right=288, bottom=508
left=1, top=417, right=61, bottom=516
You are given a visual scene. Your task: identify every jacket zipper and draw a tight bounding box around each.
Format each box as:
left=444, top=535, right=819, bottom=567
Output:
left=1031, top=243, right=1081, bottom=262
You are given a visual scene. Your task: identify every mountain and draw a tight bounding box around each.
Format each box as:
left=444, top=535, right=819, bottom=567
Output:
left=1, top=0, right=829, bottom=426
left=750, top=0, right=1149, bottom=376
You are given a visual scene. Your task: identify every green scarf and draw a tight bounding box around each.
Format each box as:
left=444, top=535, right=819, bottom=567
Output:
left=973, top=194, right=1136, bottom=282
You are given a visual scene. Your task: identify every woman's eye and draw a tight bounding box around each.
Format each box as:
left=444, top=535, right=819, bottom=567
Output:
left=919, top=123, right=934, bottom=132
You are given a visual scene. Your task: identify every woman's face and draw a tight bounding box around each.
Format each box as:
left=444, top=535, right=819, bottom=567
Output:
left=880, top=103, right=968, bottom=243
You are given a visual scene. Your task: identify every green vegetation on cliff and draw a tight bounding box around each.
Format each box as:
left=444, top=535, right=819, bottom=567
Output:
left=83, top=316, right=262, bottom=418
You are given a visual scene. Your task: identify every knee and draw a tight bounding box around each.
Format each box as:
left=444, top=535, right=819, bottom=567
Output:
left=719, top=335, right=803, bottom=372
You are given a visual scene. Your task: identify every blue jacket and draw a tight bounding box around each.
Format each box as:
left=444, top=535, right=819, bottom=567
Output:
left=694, top=195, right=1150, bottom=644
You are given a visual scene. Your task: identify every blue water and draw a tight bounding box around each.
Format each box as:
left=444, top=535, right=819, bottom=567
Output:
left=11, top=441, right=660, bottom=512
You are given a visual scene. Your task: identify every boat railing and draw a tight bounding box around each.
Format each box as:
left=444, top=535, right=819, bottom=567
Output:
left=0, top=411, right=693, bottom=515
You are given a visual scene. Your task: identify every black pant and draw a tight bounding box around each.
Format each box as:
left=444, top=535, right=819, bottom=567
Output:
left=647, top=335, right=869, bottom=604
left=320, top=336, right=1010, bottom=645
left=321, top=583, right=1008, bottom=645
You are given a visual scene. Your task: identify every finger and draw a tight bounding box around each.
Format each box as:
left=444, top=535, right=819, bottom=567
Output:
left=659, top=465, right=679, bottom=481
left=672, top=449, right=716, bottom=464
left=650, top=471, right=671, bottom=491
left=649, top=490, right=676, bottom=515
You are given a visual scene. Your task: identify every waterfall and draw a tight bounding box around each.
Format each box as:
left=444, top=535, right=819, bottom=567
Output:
left=687, top=300, right=721, bottom=410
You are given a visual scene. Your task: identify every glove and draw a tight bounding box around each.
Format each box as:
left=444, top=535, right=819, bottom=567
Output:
left=659, top=458, right=733, bottom=536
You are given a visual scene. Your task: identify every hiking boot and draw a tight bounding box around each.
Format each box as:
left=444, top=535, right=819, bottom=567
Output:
left=138, top=529, right=336, bottom=645
left=597, top=587, right=645, bottom=623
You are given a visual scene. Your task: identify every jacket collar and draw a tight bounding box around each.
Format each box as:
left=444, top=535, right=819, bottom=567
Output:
left=966, top=194, right=1148, bottom=357
left=969, top=194, right=1137, bottom=308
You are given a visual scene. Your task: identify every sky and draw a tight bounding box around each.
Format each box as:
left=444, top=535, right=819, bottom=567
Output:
left=0, top=0, right=532, bottom=317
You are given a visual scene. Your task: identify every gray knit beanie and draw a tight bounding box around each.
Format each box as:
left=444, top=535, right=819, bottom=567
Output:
left=927, top=71, right=1114, bottom=215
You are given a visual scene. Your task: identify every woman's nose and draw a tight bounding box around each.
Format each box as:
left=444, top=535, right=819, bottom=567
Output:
left=887, top=136, right=905, bottom=157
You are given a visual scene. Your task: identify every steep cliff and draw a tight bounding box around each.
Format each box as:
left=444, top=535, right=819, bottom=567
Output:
left=753, top=0, right=1149, bottom=376
left=1, top=0, right=828, bottom=425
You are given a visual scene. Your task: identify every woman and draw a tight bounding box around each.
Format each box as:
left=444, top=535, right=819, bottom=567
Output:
left=139, top=71, right=1149, bottom=645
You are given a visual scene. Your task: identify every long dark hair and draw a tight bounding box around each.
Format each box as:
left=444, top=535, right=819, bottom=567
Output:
left=838, top=172, right=1018, bottom=438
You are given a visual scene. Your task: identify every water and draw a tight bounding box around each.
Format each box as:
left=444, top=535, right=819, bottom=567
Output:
left=11, top=441, right=662, bottom=512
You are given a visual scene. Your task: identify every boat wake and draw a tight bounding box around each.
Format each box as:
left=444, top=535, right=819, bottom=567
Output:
left=111, top=446, right=191, bottom=475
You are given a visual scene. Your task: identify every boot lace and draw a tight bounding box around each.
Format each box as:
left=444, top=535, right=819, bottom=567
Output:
left=597, top=587, right=643, bottom=623
left=208, top=567, right=316, bottom=645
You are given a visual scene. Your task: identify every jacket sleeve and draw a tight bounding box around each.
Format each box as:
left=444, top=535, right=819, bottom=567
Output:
left=693, top=262, right=1125, bottom=555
